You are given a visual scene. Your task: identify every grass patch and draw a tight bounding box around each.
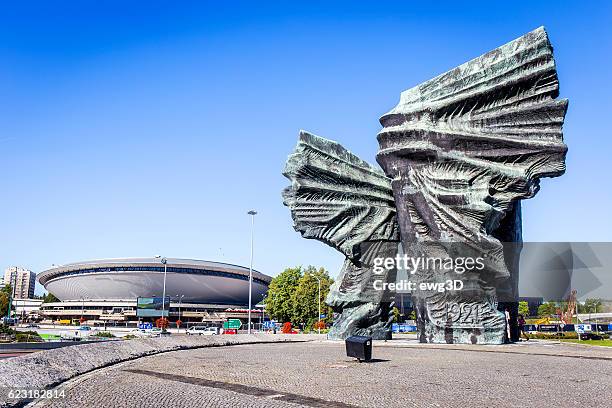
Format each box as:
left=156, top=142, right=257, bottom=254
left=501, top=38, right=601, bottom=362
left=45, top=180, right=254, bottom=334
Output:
left=39, top=333, right=62, bottom=341
left=560, top=339, right=612, bottom=347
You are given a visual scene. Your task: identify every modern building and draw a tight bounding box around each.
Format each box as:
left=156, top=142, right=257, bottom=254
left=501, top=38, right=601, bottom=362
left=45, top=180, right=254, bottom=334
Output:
left=11, top=298, right=44, bottom=320
left=36, top=258, right=271, bottom=326
left=4, top=266, right=36, bottom=299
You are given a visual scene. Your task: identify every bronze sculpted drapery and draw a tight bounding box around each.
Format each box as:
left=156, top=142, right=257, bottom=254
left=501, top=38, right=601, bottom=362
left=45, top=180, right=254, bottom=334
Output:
left=283, top=27, right=567, bottom=343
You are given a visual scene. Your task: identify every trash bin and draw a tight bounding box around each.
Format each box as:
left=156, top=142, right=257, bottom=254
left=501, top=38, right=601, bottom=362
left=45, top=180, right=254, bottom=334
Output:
left=345, top=335, right=372, bottom=362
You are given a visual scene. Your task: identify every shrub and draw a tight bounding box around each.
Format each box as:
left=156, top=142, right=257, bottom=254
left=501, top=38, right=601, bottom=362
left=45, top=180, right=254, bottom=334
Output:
left=15, top=331, right=43, bottom=342
left=313, top=320, right=326, bottom=330
left=530, top=332, right=578, bottom=340
left=155, top=317, right=169, bottom=329
left=92, top=331, right=115, bottom=338
left=281, top=322, right=295, bottom=333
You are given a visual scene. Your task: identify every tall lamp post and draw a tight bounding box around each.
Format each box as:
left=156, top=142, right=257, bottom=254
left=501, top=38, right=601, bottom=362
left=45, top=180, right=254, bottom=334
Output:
left=247, top=210, right=257, bottom=334
left=80, top=297, right=85, bottom=323
left=314, top=275, right=321, bottom=334
left=176, top=294, right=184, bottom=332
left=155, top=255, right=168, bottom=330
left=261, top=294, right=266, bottom=328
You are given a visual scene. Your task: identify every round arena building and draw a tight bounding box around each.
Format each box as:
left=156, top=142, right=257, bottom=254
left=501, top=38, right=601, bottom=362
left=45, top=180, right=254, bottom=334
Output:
left=36, top=258, right=272, bottom=326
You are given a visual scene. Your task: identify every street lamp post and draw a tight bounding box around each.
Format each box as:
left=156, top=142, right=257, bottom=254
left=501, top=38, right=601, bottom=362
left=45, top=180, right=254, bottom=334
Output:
left=314, top=276, right=321, bottom=334
left=177, top=294, right=184, bottom=332
left=14, top=299, right=19, bottom=323
left=260, top=294, right=266, bottom=329
left=247, top=210, right=257, bottom=334
left=155, top=256, right=168, bottom=331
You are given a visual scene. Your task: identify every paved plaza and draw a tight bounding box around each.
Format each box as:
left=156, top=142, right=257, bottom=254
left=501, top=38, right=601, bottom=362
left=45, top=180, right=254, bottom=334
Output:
left=32, top=338, right=611, bottom=408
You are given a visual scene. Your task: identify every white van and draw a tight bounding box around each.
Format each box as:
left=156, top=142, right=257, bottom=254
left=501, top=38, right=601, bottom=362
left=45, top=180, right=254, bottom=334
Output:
left=187, top=326, right=218, bottom=336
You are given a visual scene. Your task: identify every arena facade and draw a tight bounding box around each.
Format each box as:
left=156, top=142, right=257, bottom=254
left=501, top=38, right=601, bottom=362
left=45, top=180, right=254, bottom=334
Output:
left=36, top=258, right=271, bottom=326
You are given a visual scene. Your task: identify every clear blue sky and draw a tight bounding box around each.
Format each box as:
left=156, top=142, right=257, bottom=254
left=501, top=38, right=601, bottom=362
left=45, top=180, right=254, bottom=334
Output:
left=1, top=1, right=611, bottom=294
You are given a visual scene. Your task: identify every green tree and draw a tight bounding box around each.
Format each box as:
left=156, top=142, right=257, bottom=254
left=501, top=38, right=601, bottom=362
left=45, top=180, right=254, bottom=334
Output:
left=0, top=293, right=9, bottom=318
left=537, top=301, right=557, bottom=317
left=264, top=267, right=302, bottom=323
left=518, top=301, right=530, bottom=317
left=392, top=306, right=400, bottom=323
left=580, top=298, right=603, bottom=314
left=290, top=266, right=333, bottom=329
left=0, top=284, right=12, bottom=317
left=42, top=292, right=60, bottom=303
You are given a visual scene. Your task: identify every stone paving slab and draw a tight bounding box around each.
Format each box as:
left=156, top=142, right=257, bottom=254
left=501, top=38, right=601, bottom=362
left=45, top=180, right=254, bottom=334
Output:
left=0, top=334, right=322, bottom=407
left=26, top=339, right=612, bottom=408
left=373, top=338, right=612, bottom=360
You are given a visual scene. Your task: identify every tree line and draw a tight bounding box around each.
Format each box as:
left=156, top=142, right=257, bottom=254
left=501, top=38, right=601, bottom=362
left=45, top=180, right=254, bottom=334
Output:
left=1, top=287, right=59, bottom=318
left=517, top=298, right=607, bottom=318
left=264, top=266, right=333, bottom=331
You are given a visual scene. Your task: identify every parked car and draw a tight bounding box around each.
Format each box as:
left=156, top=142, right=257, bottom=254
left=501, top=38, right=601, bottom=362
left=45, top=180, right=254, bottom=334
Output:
left=187, top=326, right=218, bottom=336
left=148, top=327, right=171, bottom=336
left=150, top=328, right=162, bottom=336
left=2, top=317, right=18, bottom=325
left=25, top=323, right=40, bottom=328
left=580, top=332, right=605, bottom=340
left=129, top=328, right=153, bottom=338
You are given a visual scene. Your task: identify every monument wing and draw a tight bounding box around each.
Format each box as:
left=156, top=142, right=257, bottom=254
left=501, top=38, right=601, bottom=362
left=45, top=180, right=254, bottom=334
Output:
left=376, top=26, right=568, bottom=343
left=283, top=131, right=399, bottom=260
left=377, top=26, right=567, bottom=262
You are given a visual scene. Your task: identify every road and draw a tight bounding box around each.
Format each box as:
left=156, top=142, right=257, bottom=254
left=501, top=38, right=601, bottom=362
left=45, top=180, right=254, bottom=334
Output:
left=0, top=351, right=32, bottom=360
left=31, top=339, right=611, bottom=408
